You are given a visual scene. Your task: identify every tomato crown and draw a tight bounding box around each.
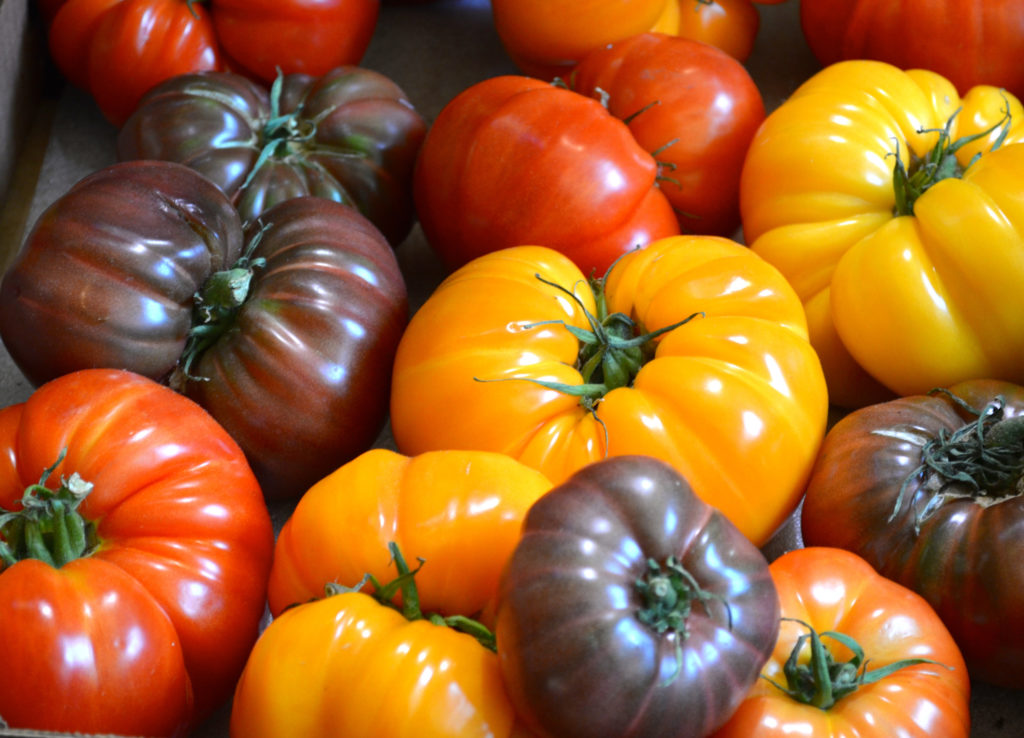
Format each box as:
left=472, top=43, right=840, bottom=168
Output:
left=891, top=100, right=1013, bottom=216
left=764, top=618, right=950, bottom=710
left=327, top=542, right=497, bottom=652
left=0, top=449, right=98, bottom=569
left=892, top=390, right=1024, bottom=532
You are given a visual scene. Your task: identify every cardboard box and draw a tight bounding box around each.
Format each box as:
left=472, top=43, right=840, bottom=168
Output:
left=0, top=1, right=1020, bottom=736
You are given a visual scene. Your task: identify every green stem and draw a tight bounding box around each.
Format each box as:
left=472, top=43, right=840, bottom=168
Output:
left=327, top=542, right=497, bottom=652
left=763, top=618, right=950, bottom=710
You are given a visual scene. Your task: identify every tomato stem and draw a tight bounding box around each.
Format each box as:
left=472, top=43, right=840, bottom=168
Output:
left=892, top=391, right=1024, bottom=532
left=890, top=100, right=1012, bottom=216
left=763, top=618, right=949, bottom=710
left=0, top=449, right=98, bottom=569
left=327, top=542, right=497, bottom=652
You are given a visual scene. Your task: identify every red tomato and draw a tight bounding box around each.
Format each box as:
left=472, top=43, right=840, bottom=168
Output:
left=800, top=0, right=1024, bottom=100
left=571, top=32, right=765, bottom=238
left=44, top=0, right=379, bottom=125
left=0, top=369, right=274, bottom=736
left=413, top=75, right=680, bottom=276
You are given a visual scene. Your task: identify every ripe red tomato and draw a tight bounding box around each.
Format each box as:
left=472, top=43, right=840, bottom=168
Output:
left=571, top=32, right=765, bottom=238
left=44, top=0, right=380, bottom=125
left=413, top=75, right=680, bottom=276
left=0, top=369, right=274, bottom=736
left=800, top=0, right=1024, bottom=100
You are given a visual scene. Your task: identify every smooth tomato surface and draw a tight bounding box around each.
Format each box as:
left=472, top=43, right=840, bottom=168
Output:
left=267, top=448, right=551, bottom=619
left=572, top=32, right=765, bottom=238
left=713, top=547, right=971, bottom=738
left=800, top=0, right=1024, bottom=100
left=390, top=239, right=828, bottom=545
left=741, top=60, right=1024, bottom=407
left=413, top=75, right=680, bottom=276
left=0, top=369, right=273, bottom=736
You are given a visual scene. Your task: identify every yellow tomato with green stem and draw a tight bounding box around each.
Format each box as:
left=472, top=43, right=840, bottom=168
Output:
left=389, top=238, right=828, bottom=546
left=741, top=60, right=1024, bottom=407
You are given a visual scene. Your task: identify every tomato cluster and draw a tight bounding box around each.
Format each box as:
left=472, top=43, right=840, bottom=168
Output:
left=1, top=0, right=1023, bottom=735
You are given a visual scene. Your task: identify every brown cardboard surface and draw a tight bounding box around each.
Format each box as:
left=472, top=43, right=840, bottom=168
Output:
left=0, top=1, right=1021, bottom=736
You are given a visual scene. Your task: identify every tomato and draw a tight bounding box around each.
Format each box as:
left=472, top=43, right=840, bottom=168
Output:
left=117, top=66, right=427, bottom=245
left=267, top=447, right=552, bottom=620
left=413, top=75, right=679, bottom=276
left=740, top=60, right=1024, bottom=408
left=801, top=379, right=1024, bottom=688
left=490, top=0, right=786, bottom=79
left=800, top=0, right=1024, bottom=102
left=0, top=369, right=274, bottom=736
left=389, top=238, right=828, bottom=546
left=44, top=0, right=379, bottom=125
left=571, top=32, right=765, bottom=238
left=0, top=162, right=408, bottom=499
left=712, top=547, right=971, bottom=738
left=496, top=455, right=780, bottom=738
left=231, top=543, right=520, bottom=737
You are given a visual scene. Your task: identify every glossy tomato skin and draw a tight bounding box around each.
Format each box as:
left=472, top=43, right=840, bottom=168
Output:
left=740, top=60, right=1024, bottom=408
left=496, top=455, right=780, bottom=738
left=0, top=164, right=408, bottom=499
left=491, top=0, right=780, bottom=79
left=0, top=369, right=274, bottom=735
left=800, top=0, right=1024, bottom=100
left=712, top=547, right=971, bottom=738
left=413, top=75, right=680, bottom=276
left=183, top=197, right=408, bottom=499
left=44, top=0, right=379, bottom=125
left=267, top=448, right=551, bottom=619
left=118, top=66, right=427, bottom=246
left=211, top=0, right=379, bottom=84
left=390, top=239, right=827, bottom=546
left=0, top=161, right=243, bottom=385
left=801, top=380, right=1024, bottom=688
left=572, top=32, right=765, bottom=238
left=230, top=590, right=518, bottom=738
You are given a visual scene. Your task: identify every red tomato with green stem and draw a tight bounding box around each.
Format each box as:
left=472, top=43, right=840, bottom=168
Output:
left=0, top=369, right=274, bottom=737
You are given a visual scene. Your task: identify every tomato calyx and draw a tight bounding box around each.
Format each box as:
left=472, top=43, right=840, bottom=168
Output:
left=0, top=449, right=98, bottom=569
left=763, top=618, right=948, bottom=710
left=891, top=101, right=1012, bottom=216
left=171, top=226, right=268, bottom=387
left=891, top=391, right=1024, bottom=532
left=329, top=541, right=497, bottom=652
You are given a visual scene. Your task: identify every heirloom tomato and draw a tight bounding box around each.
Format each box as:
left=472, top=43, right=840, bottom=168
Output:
left=713, top=547, right=970, bottom=738
left=800, top=0, right=1024, bottom=101
left=0, top=162, right=408, bottom=499
left=44, top=0, right=379, bottom=125
left=490, top=0, right=787, bottom=79
left=740, top=60, right=1024, bottom=408
left=389, top=238, right=828, bottom=546
left=0, top=369, right=273, bottom=737
left=232, top=543, right=520, bottom=738
left=571, top=32, right=765, bottom=238
left=118, top=66, right=427, bottom=245
left=801, top=379, right=1024, bottom=688
left=413, top=75, right=680, bottom=276
left=496, top=455, right=780, bottom=738
left=268, top=447, right=551, bottom=620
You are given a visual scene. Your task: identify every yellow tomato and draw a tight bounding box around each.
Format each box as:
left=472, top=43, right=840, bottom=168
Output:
left=741, top=60, right=1024, bottom=406
left=390, top=239, right=828, bottom=545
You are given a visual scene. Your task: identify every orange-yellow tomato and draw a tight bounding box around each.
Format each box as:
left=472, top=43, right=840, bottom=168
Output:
left=390, top=239, right=828, bottom=545
left=713, top=547, right=971, bottom=738
left=741, top=60, right=1024, bottom=407
left=267, top=448, right=552, bottom=619
left=491, top=0, right=779, bottom=80
left=230, top=590, right=518, bottom=738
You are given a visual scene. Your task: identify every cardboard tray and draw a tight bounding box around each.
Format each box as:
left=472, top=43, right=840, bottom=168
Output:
left=0, top=0, right=1020, bottom=735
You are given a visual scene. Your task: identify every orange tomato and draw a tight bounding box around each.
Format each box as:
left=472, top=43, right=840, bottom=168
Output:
left=390, top=238, right=828, bottom=545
